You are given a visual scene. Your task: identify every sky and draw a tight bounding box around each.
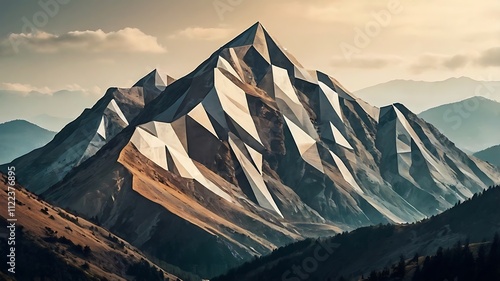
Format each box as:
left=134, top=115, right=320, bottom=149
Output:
left=0, top=0, right=499, bottom=99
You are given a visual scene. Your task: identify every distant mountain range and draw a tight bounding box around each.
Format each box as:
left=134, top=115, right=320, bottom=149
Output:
left=213, top=185, right=500, bottom=281
left=0, top=120, right=56, bottom=164
left=418, top=97, right=500, bottom=152
left=354, top=77, right=500, bottom=113
left=0, top=89, right=99, bottom=128
left=2, top=23, right=498, bottom=279
left=26, top=114, right=73, bottom=132
left=474, top=145, right=500, bottom=168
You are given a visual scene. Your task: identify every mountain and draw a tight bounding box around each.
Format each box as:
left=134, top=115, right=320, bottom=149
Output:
left=27, top=114, right=73, bottom=132
left=354, top=77, right=500, bottom=113
left=212, top=185, right=500, bottom=281
left=474, top=144, right=500, bottom=167
left=418, top=97, right=500, bottom=152
left=0, top=120, right=56, bottom=164
left=0, top=173, right=185, bottom=281
left=0, top=69, right=173, bottom=194
left=3, top=23, right=499, bottom=279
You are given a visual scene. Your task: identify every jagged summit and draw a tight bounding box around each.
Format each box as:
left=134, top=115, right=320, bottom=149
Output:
left=183, top=22, right=303, bottom=79
left=227, top=22, right=303, bottom=67
left=134, top=68, right=175, bottom=91
left=224, top=22, right=266, bottom=47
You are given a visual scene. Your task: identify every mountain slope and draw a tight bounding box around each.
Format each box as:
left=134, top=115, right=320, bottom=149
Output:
left=418, top=97, right=500, bottom=152
left=0, top=120, right=56, bottom=164
left=32, top=23, right=500, bottom=278
left=474, top=144, right=500, bottom=167
left=354, top=77, right=500, bottom=113
left=0, top=173, right=184, bottom=281
left=360, top=236, right=500, bottom=281
left=0, top=69, right=173, bottom=194
left=212, top=185, right=500, bottom=281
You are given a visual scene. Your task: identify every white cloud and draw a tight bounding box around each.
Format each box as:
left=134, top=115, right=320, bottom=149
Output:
left=1, top=83, right=53, bottom=94
left=0, top=82, right=101, bottom=95
left=0, top=28, right=167, bottom=55
left=62, top=84, right=102, bottom=95
left=169, top=27, right=233, bottom=41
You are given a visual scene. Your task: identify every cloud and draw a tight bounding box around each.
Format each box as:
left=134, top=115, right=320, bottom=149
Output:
left=477, top=47, right=500, bottom=67
left=331, top=55, right=403, bottom=69
left=442, top=54, right=469, bottom=69
left=332, top=47, right=500, bottom=72
left=0, top=82, right=101, bottom=95
left=169, top=27, right=233, bottom=41
left=62, top=84, right=102, bottom=95
left=409, top=54, right=449, bottom=74
left=409, top=53, right=473, bottom=74
left=0, top=28, right=167, bottom=55
left=409, top=47, right=500, bottom=74
left=1, top=83, right=53, bottom=94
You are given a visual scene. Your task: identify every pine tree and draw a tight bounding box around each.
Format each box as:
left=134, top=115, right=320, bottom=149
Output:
left=476, top=243, right=487, bottom=280
left=393, top=254, right=406, bottom=278
left=412, top=265, right=420, bottom=281
left=486, top=232, right=500, bottom=279
left=460, top=242, right=475, bottom=280
left=489, top=233, right=499, bottom=263
left=412, top=253, right=419, bottom=263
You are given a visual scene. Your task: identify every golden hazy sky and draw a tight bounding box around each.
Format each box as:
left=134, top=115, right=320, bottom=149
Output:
left=0, top=0, right=498, bottom=96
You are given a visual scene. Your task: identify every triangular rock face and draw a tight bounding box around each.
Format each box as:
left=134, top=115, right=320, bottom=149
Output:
left=10, top=23, right=500, bottom=278
left=376, top=103, right=497, bottom=214
left=1, top=70, right=171, bottom=194
left=134, top=69, right=175, bottom=97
